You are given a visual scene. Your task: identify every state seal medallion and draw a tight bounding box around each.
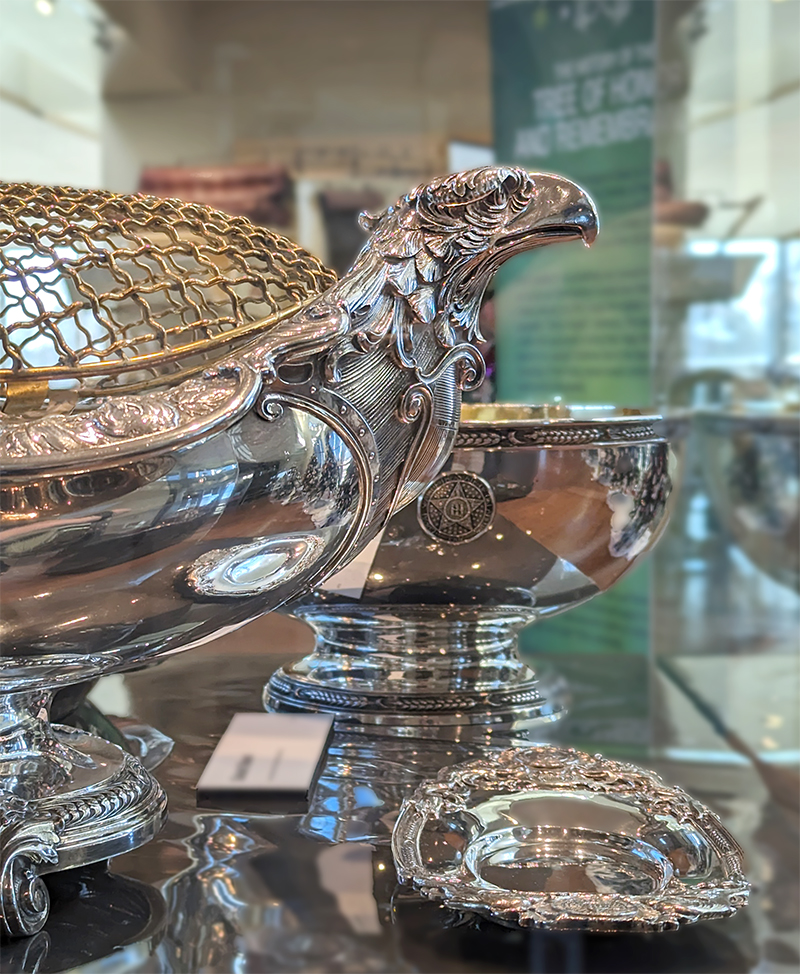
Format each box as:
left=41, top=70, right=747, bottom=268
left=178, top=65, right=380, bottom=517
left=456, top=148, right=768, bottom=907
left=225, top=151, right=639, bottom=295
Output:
left=417, top=471, right=495, bottom=545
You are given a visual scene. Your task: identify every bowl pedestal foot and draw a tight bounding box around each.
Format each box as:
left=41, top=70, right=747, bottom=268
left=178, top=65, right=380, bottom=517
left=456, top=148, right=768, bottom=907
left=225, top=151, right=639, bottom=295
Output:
left=0, top=687, right=167, bottom=938
left=264, top=605, right=562, bottom=739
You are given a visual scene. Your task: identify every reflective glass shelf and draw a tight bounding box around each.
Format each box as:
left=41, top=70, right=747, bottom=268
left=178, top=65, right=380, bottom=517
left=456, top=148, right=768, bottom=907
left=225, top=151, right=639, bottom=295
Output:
left=6, top=613, right=795, bottom=974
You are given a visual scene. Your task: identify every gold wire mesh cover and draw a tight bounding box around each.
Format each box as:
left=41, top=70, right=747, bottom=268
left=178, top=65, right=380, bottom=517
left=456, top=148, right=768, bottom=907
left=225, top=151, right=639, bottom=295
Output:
left=0, top=183, right=336, bottom=402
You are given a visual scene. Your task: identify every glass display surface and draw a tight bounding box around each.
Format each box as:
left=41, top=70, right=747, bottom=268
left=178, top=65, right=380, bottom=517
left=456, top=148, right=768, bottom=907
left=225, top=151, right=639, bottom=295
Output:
left=650, top=0, right=800, bottom=769
left=15, top=621, right=794, bottom=974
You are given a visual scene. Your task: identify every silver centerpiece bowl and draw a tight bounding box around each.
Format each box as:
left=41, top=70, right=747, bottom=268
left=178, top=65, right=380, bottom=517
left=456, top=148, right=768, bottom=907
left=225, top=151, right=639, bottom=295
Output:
left=267, top=404, right=674, bottom=737
left=695, top=409, right=800, bottom=592
left=0, top=168, right=597, bottom=936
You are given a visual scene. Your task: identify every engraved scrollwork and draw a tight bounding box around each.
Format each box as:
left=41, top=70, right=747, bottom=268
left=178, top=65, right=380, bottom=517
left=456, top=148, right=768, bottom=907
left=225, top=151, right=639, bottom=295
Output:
left=454, top=347, right=486, bottom=392
left=388, top=382, right=435, bottom=517
left=259, top=401, right=285, bottom=423
left=388, top=345, right=485, bottom=514
left=416, top=344, right=486, bottom=392
left=397, top=382, right=432, bottom=425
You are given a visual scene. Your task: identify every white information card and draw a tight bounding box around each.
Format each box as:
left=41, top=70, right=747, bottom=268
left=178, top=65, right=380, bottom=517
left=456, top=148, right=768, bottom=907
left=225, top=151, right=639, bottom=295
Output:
left=196, top=712, right=334, bottom=812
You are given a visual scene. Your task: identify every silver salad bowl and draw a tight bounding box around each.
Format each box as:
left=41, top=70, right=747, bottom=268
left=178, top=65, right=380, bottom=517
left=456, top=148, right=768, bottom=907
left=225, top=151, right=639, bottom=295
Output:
left=268, top=404, right=674, bottom=737
left=0, top=168, right=597, bottom=936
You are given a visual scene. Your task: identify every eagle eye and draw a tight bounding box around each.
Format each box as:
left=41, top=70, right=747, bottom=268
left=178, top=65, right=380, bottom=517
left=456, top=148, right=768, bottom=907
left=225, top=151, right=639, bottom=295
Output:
left=501, top=173, right=518, bottom=194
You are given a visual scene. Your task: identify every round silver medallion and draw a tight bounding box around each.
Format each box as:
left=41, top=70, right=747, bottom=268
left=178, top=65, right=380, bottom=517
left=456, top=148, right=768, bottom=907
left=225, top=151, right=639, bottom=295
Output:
left=418, top=471, right=495, bottom=544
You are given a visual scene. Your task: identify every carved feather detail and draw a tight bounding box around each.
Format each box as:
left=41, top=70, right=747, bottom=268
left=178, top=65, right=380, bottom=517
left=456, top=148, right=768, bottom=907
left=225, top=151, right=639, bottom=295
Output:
left=328, top=166, right=592, bottom=370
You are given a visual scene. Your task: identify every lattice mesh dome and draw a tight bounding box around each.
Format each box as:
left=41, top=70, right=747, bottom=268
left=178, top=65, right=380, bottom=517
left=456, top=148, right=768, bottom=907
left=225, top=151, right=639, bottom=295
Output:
left=0, top=183, right=336, bottom=409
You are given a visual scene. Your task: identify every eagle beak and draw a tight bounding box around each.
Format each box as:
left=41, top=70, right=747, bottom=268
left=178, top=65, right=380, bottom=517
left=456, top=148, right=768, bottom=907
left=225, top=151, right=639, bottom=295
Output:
left=497, top=172, right=598, bottom=252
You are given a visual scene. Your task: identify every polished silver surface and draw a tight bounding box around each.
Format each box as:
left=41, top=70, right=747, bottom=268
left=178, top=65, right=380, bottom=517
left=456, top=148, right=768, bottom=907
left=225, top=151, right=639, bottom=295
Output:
left=1, top=169, right=597, bottom=680
left=0, top=689, right=167, bottom=938
left=1, top=168, right=598, bottom=935
left=695, top=409, right=799, bottom=592
left=267, top=405, right=674, bottom=736
left=0, top=363, right=263, bottom=471
left=392, top=745, right=749, bottom=932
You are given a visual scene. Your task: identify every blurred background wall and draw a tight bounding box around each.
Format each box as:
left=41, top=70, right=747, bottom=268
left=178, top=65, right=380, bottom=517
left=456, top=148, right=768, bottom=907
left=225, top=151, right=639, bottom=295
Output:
left=0, top=0, right=494, bottom=266
left=99, top=0, right=491, bottom=183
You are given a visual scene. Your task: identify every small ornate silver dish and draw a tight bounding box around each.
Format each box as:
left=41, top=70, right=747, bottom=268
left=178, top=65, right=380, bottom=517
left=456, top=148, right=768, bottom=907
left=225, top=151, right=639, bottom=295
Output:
left=392, top=746, right=749, bottom=932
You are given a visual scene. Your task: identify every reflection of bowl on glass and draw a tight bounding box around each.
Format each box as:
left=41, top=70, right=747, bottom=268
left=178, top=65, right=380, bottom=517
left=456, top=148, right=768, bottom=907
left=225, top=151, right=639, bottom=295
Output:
left=267, top=405, right=675, bottom=738
left=300, top=733, right=488, bottom=844
left=0, top=864, right=167, bottom=974
left=157, top=814, right=398, bottom=973
left=695, top=410, right=800, bottom=592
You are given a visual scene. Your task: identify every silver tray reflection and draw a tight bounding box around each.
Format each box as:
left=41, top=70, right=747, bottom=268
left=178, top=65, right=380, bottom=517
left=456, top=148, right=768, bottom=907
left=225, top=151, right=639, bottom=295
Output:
left=392, top=746, right=749, bottom=932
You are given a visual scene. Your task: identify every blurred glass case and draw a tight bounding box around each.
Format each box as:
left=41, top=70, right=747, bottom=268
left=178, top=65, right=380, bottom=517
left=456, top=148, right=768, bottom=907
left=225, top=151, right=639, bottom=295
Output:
left=650, top=0, right=799, bottom=765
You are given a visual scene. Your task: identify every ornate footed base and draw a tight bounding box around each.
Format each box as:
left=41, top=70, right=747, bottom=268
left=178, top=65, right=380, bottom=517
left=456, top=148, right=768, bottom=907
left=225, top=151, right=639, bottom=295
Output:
left=265, top=606, right=562, bottom=739
left=1, top=687, right=167, bottom=938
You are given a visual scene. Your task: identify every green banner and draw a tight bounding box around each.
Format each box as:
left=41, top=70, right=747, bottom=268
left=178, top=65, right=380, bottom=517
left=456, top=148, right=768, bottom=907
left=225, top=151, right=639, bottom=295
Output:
left=490, top=0, right=656, bottom=655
